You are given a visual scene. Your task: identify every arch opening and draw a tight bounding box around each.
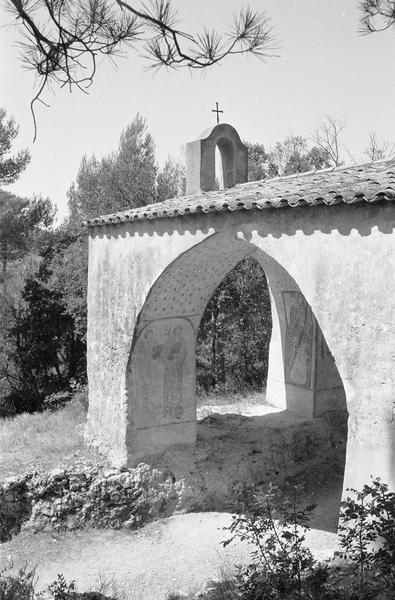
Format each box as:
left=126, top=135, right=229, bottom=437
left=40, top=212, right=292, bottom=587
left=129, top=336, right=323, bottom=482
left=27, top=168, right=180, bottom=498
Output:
left=126, top=233, right=348, bottom=528
left=214, top=145, right=224, bottom=190
left=214, top=137, right=236, bottom=190
left=196, top=255, right=272, bottom=401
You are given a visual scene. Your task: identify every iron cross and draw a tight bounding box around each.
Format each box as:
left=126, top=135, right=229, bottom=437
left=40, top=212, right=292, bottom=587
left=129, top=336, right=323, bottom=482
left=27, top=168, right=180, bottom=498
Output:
left=212, top=102, right=223, bottom=125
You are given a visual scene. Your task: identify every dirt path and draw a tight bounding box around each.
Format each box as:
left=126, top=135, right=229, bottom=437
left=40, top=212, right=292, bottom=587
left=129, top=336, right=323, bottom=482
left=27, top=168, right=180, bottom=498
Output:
left=1, top=512, right=339, bottom=600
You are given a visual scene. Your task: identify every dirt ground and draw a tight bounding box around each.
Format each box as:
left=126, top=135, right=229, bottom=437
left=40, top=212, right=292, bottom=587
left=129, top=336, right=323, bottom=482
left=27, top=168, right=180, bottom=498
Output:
left=0, top=510, right=340, bottom=600
left=0, top=470, right=343, bottom=600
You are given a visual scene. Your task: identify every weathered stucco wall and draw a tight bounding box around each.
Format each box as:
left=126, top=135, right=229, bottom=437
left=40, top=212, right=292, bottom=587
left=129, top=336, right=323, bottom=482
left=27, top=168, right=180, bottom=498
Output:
left=86, top=225, right=217, bottom=464
left=87, top=201, right=395, bottom=494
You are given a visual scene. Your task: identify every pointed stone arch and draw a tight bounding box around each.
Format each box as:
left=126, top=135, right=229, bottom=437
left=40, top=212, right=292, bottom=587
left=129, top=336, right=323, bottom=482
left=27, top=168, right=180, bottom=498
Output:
left=124, top=232, right=346, bottom=463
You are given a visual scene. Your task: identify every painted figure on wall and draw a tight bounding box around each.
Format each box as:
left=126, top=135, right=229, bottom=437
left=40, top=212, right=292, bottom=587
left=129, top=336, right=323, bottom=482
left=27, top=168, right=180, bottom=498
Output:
left=129, top=318, right=194, bottom=429
left=135, top=327, right=156, bottom=410
left=283, top=292, right=314, bottom=388
left=163, top=325, right=187, bottom=419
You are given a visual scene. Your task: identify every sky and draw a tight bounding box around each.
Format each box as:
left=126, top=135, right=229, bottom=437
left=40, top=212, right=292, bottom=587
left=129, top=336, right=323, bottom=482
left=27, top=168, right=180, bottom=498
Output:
left=1, top=0, right=395, bottom=222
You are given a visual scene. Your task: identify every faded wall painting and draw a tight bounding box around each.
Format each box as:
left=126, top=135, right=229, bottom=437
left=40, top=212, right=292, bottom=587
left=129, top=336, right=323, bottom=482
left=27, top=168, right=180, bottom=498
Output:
left=129, top=317, right=195, bottom=429
left=283, top=291, right=314, bottom=389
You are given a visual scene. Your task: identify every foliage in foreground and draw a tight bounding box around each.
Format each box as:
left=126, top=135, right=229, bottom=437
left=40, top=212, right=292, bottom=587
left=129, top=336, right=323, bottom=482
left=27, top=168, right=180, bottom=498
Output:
left=0, top=567, right=115, bottom=600
left=170, top=478, right=395, bottom=600
left=0, top=563, right=36, bottom=600
left=8, top=1, right=275, bottom=139
left=222, top=483, right=327, bottom=599
left=0, top=479, right=394, bottom=600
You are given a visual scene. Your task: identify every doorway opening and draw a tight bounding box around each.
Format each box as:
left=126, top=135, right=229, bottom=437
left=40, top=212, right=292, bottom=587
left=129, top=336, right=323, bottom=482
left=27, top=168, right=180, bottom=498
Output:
left=196, top=255, right=272, bottom=417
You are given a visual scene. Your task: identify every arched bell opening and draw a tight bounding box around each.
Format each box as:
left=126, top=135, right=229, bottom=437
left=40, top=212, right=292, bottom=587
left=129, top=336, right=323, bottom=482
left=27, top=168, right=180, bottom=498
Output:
left=214, top=137, right=237, bottom=190
left=214, top=145, right=224, bottom=190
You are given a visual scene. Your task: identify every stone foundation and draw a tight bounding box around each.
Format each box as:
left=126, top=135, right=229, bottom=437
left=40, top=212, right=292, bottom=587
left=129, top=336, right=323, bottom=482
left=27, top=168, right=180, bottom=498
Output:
left=0, top=411, right=346, bottom=542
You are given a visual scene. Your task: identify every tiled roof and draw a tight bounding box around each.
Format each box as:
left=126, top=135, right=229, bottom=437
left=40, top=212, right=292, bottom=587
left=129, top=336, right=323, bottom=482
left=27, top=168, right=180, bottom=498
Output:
left=85, top=159, right=395, bottom=227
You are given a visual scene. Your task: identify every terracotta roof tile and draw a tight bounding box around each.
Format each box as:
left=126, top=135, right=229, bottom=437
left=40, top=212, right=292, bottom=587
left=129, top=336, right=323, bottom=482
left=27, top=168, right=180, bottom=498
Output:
left=85, top=158, right=395, bottom=227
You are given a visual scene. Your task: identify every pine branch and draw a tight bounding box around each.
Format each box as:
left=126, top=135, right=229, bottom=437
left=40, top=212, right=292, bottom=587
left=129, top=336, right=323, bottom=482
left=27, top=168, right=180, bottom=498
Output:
left=6, top=0, right=277, bottom=140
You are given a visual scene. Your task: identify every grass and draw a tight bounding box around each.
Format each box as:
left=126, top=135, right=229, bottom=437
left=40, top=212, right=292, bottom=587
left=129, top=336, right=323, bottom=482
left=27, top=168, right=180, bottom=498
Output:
left=196, top=389, right=266, bottom=409
left=0, top=389, right=267, bottom=478
left=92, top=570, right=148, bottom=600
left=0, top=562, right=141, bottom=600
left=0, top=397, right=104, bottom=478
left=167, top=565, right=237, bottom=600
left=196, top=389, right=269, bottom=420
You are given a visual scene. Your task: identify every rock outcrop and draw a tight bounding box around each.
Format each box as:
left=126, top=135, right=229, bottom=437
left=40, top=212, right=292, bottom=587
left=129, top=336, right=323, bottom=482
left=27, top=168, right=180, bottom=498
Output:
left=0, top=411, right=346, bottom=542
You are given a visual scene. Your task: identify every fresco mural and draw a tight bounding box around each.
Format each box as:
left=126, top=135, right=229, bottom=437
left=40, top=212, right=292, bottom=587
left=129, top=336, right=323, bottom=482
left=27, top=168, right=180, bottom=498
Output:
left=283, top=291, right=314, bottom=388
left=129, top=317, right=195, bottom=428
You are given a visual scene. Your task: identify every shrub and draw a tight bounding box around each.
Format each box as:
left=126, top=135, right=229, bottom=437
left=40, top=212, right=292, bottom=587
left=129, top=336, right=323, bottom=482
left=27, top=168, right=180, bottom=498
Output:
left=43, top=382, right=88, bottom=412
left=222, top=483, right=330, bottom=599
left=42, top=390, right=72, bottom=411
left=0, top=563, right=37, bottom=600
left=47, top=574, right=116, bottom=600
left=218, top=478, right=395, bottom=600
left=0, top=396, right=16, bottom=419
left=337, top=477, right=395, bottom=598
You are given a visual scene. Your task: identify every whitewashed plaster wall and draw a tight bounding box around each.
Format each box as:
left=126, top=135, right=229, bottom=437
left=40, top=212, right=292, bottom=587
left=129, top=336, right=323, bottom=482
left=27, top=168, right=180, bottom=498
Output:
left=86, top=201, right=395, bottom=495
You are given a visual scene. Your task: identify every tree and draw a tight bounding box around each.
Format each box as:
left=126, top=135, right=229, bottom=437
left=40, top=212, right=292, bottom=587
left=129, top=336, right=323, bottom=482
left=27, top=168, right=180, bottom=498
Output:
left=5, top=260, right=85, bottom=413
left=258, top=135, right=331, bottom=178
left=49, top=233, right=88, bottom=339
left=68, top=114, right=157, bottom=222
left=364, top=131, right=393, bottom=161
left=0, top=190, right=54, bottom=275
left=312, top=114, right=346, bottom=167
left=359, top=0, right=395, bottom=33
left=0, top=224, right=86, bottom=415
left=244, top=142, right=268, bottom=181
left=53, top=113, right=163, bottom=344
left=245, top=137, right=330, bottom=183
left=156, top=157, right=185, bottom=202
left=308, top=145, right=332, bottom=170
left=0, top=253, right=41, bottom=413
left=116, top=115, right=157, bottom=208
left=6, top=0, right=276, bottom=139
left=0, top=108, right=30, bottom=185
left=197, top=257, right=272, bottom=392
left=0, top=193, right=86, bottom=415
